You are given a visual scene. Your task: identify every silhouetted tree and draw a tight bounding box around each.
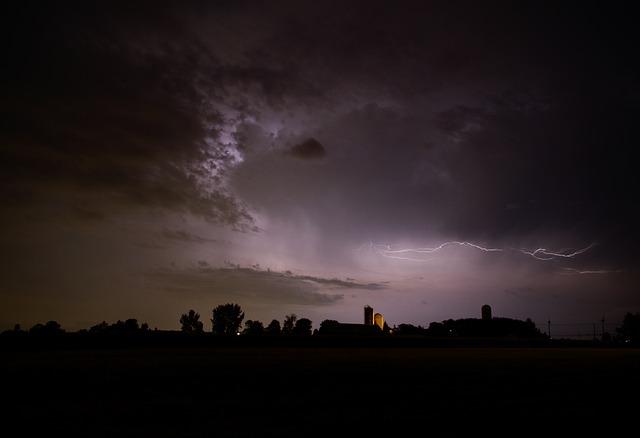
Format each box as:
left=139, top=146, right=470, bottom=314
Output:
left=87, top=319, right=148, bottom=335
left=282, top=314, right=297, bottom=335
left=293, top=318, right=312, bottom=336
left=89, top=321, right=109, bottom=333
left=395, top=323, right=426, bottom=336
left=319, top=320, right=340, bottom=331
left=617, top=312, right=640, bottom=343
left=1, top=324, right=26, bottom=337
left=317, top=319, right=344, bottom=335
left=46, top=320, right=62, bottom=332
left=29, top=324, right=43, bottom=333
left=124, top=319, right=139, bottom=331
left=29, top=321, right=64, bottom=335
left=425, top=317, right=543, bottom=338
left=111, top=320, right=126, bottom=332
left=212, top=303, right=245, bottom=335
left=180, top=310, right=204, bottom=333
left=266, top=319, right=281, bottom=335
left=427, top=321, right=447, bottom=337
left=243, top=320, right=264, bottom=335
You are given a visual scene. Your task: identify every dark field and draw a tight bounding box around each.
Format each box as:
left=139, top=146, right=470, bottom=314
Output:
left=2, top=347, right=639, bottom=436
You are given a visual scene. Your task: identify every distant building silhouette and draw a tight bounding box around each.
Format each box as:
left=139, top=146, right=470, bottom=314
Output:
left=319, top=304, right=542, bottom=338
left=364, top=305, right=374, bottom=326
left=318, top=305, right=388, bottom=336
left=374, top=313, right=385, bottom=331
left=482, top=304, right=492, bottom=321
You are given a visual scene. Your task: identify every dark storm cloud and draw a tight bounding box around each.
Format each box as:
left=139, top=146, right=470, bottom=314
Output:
left=429, top=95, right=639, bottom=256
left=145, top=264, right=385, bottom=305
left=2, top=2, right=262, bottom=228
left=224, top=1, right=640, bottom=268
left=7, top=1, right=637, bottom=241
left=287, top=138, right=326, bottom=160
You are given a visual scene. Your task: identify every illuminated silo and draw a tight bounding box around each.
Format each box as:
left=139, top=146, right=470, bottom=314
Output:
left=364, top=305, right=374, bottom=325
left=374, top=313, right=384, bottom=331
left=482, top=304, right=492, bottom=321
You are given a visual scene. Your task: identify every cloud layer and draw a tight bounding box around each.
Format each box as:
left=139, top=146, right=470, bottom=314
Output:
left=145, top=264, right=386, bottom=306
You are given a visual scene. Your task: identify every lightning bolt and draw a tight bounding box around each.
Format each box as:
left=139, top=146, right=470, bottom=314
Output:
left=367, top=241, right=503, bottom=262
left=356, top=242, right=433, bottom=262
left=561, top=267, right=622, bottom=275
left=517, top=243, right=595, bottom=261
left=364, top=241, right=597, bottom=264
left=379, top=241, right=503, bottom=254
left=361, top=240, right=617, bottom=274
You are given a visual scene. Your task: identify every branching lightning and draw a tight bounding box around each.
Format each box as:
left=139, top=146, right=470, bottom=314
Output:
left=517, top=243, right=595, bottom=261
left=363, top=240, right=601, bottom=267
left=363, top=241, right=504, bottom=262
left=360, top=240, right=621, bottom=274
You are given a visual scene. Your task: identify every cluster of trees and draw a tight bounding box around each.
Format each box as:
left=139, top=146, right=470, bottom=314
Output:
left=24, top=321, right=64, bottom=336
left=0, top=321, right=66, bottom=337
left=244, top=316, right=312, bottom=336
left=85, top=319, right=150, bottom=334
left=179, top=304, right=314, bottom=336
left=393, top=317, right=544, bottom=338
left=1, top=319, right=151, bottom=337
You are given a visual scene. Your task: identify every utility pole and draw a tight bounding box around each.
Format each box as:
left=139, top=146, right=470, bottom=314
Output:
left=548, top=320, right=551, bottom=339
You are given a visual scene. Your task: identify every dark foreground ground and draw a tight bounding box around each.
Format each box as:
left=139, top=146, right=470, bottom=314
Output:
left=2, top=346, right=639, bottom=437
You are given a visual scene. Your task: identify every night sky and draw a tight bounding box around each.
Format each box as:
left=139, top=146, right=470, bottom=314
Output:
left=2, top=1, right=639, bottom=332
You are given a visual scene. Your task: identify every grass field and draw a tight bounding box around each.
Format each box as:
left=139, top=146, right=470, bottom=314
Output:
left=2, top=347, right=639, bottom=436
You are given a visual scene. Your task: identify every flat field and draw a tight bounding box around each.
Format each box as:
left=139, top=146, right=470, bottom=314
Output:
left=2, top=347, right=638, bottom=436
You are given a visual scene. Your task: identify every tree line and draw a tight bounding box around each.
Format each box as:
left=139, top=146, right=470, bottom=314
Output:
left=181, top=304, right=313, bottom=336
left=2, top=305, right=640, bottom=344
left=0, top=303, right=316, bottom=337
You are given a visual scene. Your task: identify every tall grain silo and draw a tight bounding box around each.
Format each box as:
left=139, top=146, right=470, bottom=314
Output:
left=482, top=304, right=492, bottom=321
left=364, top=305, right=374, bottom=326
left=374, top=313, right=385, bottom=331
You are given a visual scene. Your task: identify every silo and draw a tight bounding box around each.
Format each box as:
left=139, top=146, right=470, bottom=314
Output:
left=374, top=313, right=385, bottom=330
left=482, top=304, right=492, bottom=321
left=364, top=305, right=374, bottom=326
